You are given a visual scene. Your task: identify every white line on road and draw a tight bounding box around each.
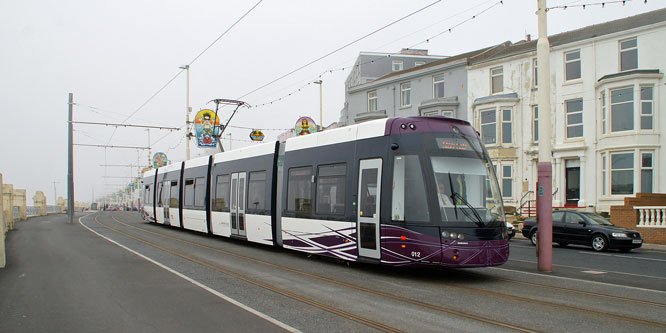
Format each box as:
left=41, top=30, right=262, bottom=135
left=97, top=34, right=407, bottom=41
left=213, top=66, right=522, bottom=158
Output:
left=508, top=258, right=666, bottom=281
left=577, top=251, right=666, bottom=262
left=78, top=213, right=300, bottom=333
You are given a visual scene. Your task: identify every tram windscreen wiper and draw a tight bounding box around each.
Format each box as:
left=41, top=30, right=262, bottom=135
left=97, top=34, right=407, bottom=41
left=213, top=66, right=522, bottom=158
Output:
left=450, top=191, right=485, bottom=228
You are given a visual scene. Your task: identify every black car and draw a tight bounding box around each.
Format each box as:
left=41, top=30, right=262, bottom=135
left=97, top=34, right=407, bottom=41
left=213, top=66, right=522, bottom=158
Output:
left=521, top=210, right=643, bottom=252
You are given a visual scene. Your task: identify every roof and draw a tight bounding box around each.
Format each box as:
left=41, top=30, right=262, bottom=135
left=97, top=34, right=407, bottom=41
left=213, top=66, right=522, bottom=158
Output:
left=470, top=7, right=666, bottom=65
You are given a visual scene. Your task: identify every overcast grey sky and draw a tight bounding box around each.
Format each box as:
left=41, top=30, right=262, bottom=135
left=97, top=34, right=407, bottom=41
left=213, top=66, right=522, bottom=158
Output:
left=1, top=0, right=664, bottom=205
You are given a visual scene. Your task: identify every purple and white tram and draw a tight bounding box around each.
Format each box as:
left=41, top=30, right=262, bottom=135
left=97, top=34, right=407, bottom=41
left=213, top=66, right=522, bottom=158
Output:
left=142, top=116, right=509, bottom=267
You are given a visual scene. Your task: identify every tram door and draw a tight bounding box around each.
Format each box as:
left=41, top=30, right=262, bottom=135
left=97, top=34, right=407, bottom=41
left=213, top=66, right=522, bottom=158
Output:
left=357, top=159, right=382, bottom=259
left=230, top=172, right=247, bottom=237
left=162, top=181, right=171, bottom=224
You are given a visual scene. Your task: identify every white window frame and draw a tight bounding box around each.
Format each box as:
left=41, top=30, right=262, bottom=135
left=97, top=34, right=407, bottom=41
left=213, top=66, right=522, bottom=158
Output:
left=491, top=66, right=503, bottom=94
left=610, top=86, right=634, bottom=133
left=564, top=49, right=581, bottom=81
left=610, top=151, right=634, bottom=195
left=400, top=82, right=411, bottom=107
left=601, top=153, right=607, bottom=196
left=600, top=91, right=607, bottom=135
left=392, top=60, right=403, bottom=72
left=501, top=109, right=512, bottom=144
left=532, top=105, right=539, bottom=143
left=640, top=85, right=653, bottom=130
left=532, top=58, right=538, bottom=87
left=415, top=61, right=425, bottom=66
left=480, top=108, right=497, bottom=145
left=501, top=163, right=513, bottom=199
left=565, top=98, right=583, bottom=138
left=367, top=90, right=377, bottom=112
left=641, top=151, right=653, bottom=193
left=423, top=110, right=454, bottom=118
left=619, top=37, right=638, bottom=72
left=433, top=74, right=445, bottom=98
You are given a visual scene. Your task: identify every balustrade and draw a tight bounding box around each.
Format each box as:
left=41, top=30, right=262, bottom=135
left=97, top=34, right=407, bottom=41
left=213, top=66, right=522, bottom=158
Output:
left=635, top=206, right=666, bottom=227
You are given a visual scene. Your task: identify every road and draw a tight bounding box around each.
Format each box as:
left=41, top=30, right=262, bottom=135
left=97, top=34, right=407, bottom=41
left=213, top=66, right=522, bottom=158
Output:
left=2, top=211, right=665, bottom=332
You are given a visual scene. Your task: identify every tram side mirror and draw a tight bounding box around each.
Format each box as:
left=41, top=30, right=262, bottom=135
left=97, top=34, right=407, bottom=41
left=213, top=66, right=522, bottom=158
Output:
left=391, top=143, right=399, bottom=150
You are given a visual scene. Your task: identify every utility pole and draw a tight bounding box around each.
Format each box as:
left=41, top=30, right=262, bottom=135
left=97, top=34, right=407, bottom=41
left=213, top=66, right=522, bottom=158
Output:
left=314, top=80, right=323, bottom=131
left=52, top=180, right=59, bottom=206
left=228, top=133, right=232, bottom=150
left=146, top=129, right=151, bottom=168
left=180, top=65, right=191, bottom=160
left=67, top=93, right=74, bottom=224
left=536, top=0, right=553, bottom=272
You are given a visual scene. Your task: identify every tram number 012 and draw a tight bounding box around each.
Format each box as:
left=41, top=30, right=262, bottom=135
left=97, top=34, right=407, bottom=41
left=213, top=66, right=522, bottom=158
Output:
left=411, top=251, right=421, bottom=258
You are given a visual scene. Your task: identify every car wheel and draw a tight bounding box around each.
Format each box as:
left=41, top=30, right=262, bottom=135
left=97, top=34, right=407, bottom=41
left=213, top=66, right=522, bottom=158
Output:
left=558, top=242, right=568, bottom=247
left=530, top=230, right=538, bottom=246
left=591, top=234, right=609, bottom=252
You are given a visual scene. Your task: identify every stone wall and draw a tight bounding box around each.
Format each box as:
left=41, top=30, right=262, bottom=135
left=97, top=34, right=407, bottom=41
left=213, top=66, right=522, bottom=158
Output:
left=610, top=193, right=666, bottom=245
left=2, top=184, right=14, bottom=230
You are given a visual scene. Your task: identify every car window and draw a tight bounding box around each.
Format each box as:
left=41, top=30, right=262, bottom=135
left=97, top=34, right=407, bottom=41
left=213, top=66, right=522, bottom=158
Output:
left=552, top=211, right=564, bottom=223
left=565, top=213, right=585, bottom=224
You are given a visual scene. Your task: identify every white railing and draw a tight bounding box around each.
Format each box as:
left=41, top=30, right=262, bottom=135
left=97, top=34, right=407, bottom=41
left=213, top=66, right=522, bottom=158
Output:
left=26, top=206, right=41, bottom=217
left=636, top=206, right=666, bottom=227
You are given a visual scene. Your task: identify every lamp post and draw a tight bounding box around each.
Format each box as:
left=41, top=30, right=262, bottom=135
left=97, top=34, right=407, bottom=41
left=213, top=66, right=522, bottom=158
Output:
left=313, top=80, right=323, bottom=131
left=180, top=65, right=191, bottom=160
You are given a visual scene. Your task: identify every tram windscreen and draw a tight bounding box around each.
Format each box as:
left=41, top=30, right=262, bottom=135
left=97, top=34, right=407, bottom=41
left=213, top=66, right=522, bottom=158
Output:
left=431, top=137, right=504, bottom=226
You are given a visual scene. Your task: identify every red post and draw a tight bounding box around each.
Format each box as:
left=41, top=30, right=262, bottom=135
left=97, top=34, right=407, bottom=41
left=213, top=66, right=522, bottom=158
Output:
left=537, top=162, right=552, bottom=271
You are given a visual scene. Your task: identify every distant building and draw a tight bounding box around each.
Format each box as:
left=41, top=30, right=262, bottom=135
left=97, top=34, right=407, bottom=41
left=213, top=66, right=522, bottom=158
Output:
left=339, top=49, right=446, bottom=126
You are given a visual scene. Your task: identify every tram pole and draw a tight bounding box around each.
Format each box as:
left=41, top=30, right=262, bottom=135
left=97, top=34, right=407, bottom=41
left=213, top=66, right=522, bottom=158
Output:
left=67, top=93, right=75, bottom=224
left=536, top=0, right=552, bottom=271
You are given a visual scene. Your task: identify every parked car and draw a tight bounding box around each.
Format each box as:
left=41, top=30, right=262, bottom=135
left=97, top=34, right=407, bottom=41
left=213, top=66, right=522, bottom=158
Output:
left=521, top=210, right=643, bottom=252
left=506, top=222, right=516, bottom=240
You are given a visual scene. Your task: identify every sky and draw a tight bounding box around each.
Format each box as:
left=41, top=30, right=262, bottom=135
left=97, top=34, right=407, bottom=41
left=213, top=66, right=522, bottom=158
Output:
left=1, top=0, right=665, bottom=205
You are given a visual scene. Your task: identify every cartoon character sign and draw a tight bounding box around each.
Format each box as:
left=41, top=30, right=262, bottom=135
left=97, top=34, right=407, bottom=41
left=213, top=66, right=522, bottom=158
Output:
left=249, top=130, right=265, bottom=142
left=152, top=152, right=167, bottom=168
left=195, top=109, right=220, bottom=148
left=295, top=116, right=317, bottom=136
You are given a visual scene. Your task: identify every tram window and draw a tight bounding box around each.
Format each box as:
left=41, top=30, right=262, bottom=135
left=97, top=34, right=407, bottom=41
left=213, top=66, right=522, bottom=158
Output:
left=213, top=175, right=230, bottom=212
left=145, top=185, right=151, bottom=204
left=359, top=169, right=378, bottom=217
left=248, top=171, right=266, bottom=211
left=184, top=179, right=195, bottom=207
left=194, top=177, right=206, bottom=208
left=391, top=155, right=429, bottom=223
left=288, top=167, right=312, bottom=215
left=316, top=164, right=346, bottom=215
left=170, top=182, right=179, bottom=208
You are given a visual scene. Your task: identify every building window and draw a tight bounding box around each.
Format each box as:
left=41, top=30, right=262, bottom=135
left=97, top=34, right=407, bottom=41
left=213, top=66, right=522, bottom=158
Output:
left=248, top=171, right=266, bottom=211
left=611, top=152, right=633, bottom=195
left=641, top=152, right=653, bottom=193
left=213, top=175, right=230, bottom=212
left=601, top=154, right=607, bottom=196
left=392, top=60, right=403, bottom=72
left=491, top=66, right=503, bottom=94
left=620, top=38, right=638, bottom=72
left=565, top=50, right=581, bottom=81
left=424, top=110, right=454, bottom=118
left=501, top=109, right=512, bottom=144
left=367, top=90, right=377, bottom=112
left=532, top=106, right=539, bottom=142
left=415, top=61, right=425, bottom=66
left=566, top=99, right=583, bottom=138
left=601, top=91, right=607, bottom=135
left=316, top=164, right=346, bottom=215
left=194, top=177, right=206, bottom=208
left=610, top=87, right=633, bottom=132
left=400, top=82, right=411, bottom=107
left=501, top=164, right=512, bottom=198
left=170, top=182, right=179, bottom=208
left=480, top=109, right=496, bottom=145
left=640, top=86, right=653, bottom=130
left=433, top=74, right=445, bottom=98
left=287, top=167, right=312, bottom=215
left=533, top=58, right=538, bottom=87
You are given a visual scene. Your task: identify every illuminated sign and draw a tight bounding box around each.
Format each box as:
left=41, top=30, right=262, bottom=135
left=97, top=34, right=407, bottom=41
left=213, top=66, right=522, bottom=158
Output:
left=249, top=130, right=264, bottom=142
left=436, top=138, right=473, bottom=151
left=194, top=109, right=220, bottom=148
left=295, top=116, right=317, bottom=136
left=152, top=152, right=167, bottom=168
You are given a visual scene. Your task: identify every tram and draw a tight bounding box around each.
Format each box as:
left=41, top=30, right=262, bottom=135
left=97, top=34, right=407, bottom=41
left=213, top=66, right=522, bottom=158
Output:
left=142, top=116, right=509, bottom=267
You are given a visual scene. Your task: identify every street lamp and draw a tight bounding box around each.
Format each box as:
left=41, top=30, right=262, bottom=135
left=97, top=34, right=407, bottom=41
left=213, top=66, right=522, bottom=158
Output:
left=180, top=65, right=191, bottom=160
left=313, top=80, right=323, bottom=131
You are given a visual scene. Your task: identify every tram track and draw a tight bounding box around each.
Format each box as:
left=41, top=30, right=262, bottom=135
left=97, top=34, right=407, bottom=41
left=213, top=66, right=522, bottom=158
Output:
left=91, top=212, right=666, bottom=331
left=90, top=212, right=536, bottom=332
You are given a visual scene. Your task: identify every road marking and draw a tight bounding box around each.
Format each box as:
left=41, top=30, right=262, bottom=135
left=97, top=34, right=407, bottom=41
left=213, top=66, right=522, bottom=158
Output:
left=581, top=270, right=607, bottom=275
left=78, top=213, right=300, bottom=333
left=508, top=258, right=666, bottom=281
left=490, top=266, right=666, bottom=295
left=578, top=251, right=666, bottom=262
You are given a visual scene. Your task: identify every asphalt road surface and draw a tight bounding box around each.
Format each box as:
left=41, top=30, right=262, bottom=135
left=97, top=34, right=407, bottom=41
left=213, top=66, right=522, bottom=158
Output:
left=2, top=212, right=665, bottom=332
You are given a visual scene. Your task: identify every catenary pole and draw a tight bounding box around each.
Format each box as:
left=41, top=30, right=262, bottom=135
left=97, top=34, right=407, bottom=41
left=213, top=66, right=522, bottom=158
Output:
left=68, top=93, right=75, bottom=224
left=536, top=0, right=553, bottom=272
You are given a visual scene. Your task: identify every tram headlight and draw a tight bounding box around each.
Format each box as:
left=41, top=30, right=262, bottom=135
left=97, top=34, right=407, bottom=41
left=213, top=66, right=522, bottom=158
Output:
left=457, top=234, right=465, bottom=240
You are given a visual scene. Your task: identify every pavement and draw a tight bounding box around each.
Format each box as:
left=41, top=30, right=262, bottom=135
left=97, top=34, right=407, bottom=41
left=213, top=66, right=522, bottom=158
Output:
left=0, top=213, right=288, bottom=333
